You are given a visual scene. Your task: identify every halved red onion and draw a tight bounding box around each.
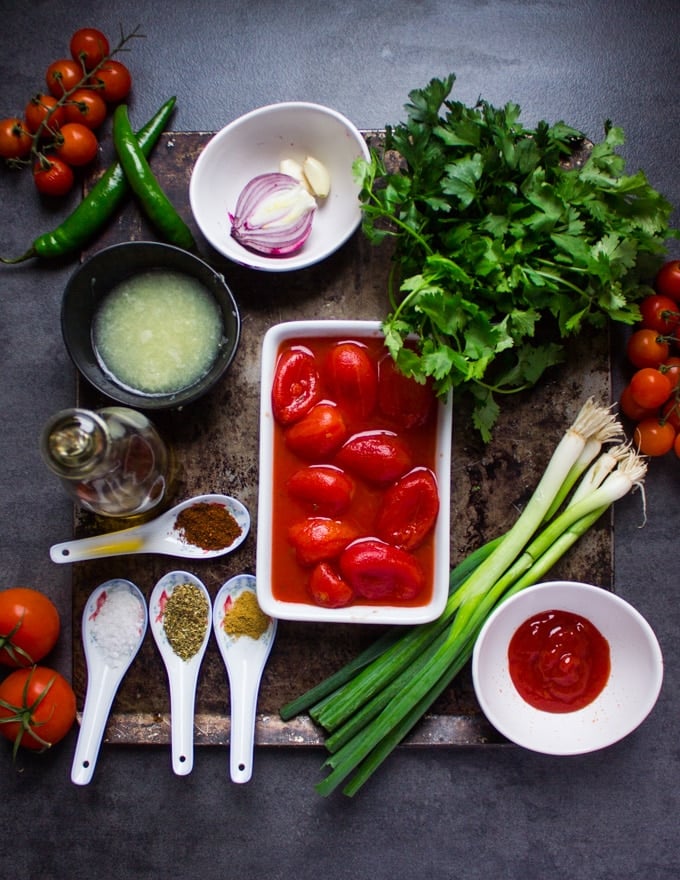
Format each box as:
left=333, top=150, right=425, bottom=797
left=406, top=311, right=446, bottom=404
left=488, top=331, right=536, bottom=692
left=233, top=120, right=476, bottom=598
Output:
left=229, top=172, right=317, bottom=256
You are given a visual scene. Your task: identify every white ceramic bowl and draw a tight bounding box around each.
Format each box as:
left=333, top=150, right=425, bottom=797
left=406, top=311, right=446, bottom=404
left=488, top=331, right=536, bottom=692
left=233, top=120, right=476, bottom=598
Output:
left=256, top=320, right=453, bottom=624
left=189, top=102, right=370, bottom=272
left=472, top=581, right=663, bottom=755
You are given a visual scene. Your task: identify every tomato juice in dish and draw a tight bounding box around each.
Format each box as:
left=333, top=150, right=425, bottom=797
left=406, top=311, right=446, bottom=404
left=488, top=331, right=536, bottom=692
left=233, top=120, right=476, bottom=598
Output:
left=270, top=335, right=440, bottom=609
left=508, top=608, right=611, bottom=713
left=93, top=269, right=224, bottom=395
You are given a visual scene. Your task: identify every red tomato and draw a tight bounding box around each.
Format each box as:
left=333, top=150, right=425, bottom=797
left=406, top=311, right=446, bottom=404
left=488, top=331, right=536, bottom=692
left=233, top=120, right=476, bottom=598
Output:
left=325, top=341, right=378, bottom=420
left=54, top=122, right=98, bottom=166
left=46, top=59, right=84, bottom=97
left=0, top=666, right=76, bottom=752
left=89, top=60, right=132, bottom=103
left=70, top=27, right=111, bottom=70
left=340, top=539, right=425, bottom=601
left=308, top=562, right=354, bottom=608
left=288, top=517, right=360, bottom=567
left=64, top=88, right=107, bottom=129
left=661, top=398, right=680, bottom=431
left=0, top=587, right=61, bottom=667
left=24, top=94, right=67, bottom=136
left=284, top=403, right=348, bottom=460
left=377, top=355, right=435, bottom=428
left=272, top=347, right=321, bottom=425
left=639, top=294, right=680, bottom=334
left=655, top=260, right=680, bottom=302
left=33, top=156, right=74, bottom=197
left=660, top=357, right=680, bottom=392
left=375, top=468, right=439, bottom=550
left=619, top=384, right=658, bottom=422
left=629, top=368, right=673, bottom=409
left=0, top=117, right=32, bottom=160
left=336, top=431, right=412, bottom=484
left=674, top=431, right=680, bottom=459
left=286, top=465, right=354, bottom=515
left=626, top=328, right=670, bottom=369
left=633, top=418, right=676, bottom=456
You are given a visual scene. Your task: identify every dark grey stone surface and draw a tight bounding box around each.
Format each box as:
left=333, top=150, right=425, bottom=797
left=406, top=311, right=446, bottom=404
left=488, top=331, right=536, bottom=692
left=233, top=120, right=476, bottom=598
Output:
left=1, top=2, right=679, bottom=878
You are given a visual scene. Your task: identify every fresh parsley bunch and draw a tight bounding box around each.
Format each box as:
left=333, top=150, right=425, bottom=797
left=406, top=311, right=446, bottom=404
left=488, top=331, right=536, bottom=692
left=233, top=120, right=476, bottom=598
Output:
left=355, top=74, right=677, bottom=441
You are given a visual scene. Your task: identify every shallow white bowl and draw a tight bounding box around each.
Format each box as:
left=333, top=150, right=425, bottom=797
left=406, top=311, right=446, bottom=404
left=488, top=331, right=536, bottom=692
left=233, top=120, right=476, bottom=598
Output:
left=189, top=102, right=370, bottom=272
left=472, top=580, right=663, bottom=755
left=256, top=320, right=452, bottom=624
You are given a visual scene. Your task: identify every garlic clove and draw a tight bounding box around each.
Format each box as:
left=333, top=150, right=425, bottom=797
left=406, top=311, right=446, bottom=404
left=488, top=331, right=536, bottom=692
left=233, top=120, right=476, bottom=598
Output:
left=279, top=158, right=306, bottom=186
left=302, top=156, right=331, bottom=198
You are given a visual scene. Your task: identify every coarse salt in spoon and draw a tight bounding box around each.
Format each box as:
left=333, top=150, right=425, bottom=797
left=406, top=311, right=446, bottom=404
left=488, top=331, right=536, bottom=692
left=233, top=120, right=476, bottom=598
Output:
left=71, top=579, right=147, bottom=786
left=213, top=574, right=277, bottom=783
left=149, top=571, right=212, bottom=776
left=49, top=493, right=250, bottom=563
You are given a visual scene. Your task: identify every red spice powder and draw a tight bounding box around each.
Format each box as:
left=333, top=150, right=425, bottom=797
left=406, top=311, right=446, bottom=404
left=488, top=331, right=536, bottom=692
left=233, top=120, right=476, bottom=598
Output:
left=175, top=501, right=242, bottom=551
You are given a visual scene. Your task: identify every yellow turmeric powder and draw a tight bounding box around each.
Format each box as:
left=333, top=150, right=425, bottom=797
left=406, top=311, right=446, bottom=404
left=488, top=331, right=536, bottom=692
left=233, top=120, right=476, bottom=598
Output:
left=224, top=589, right=270, bottom=640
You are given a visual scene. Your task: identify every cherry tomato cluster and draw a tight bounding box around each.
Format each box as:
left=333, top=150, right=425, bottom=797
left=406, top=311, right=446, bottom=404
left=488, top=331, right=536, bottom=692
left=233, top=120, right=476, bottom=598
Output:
left=272, top=338, right=441, bottom=609
left=0, top=587, right=76, bottom=756
left=0, top=27, right=135, bottom=197
left=620, top=259, right=680, bottom=457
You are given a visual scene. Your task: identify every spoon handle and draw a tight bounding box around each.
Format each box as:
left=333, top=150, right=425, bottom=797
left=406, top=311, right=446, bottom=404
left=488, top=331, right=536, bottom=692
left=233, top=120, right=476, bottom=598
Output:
left=71, top=664, right=124, bottom=786
left=229, top=656, right=263, bottom=784
left=168, top=662, right=201, bottom=776
left=50, top=531, right=146, bottom=563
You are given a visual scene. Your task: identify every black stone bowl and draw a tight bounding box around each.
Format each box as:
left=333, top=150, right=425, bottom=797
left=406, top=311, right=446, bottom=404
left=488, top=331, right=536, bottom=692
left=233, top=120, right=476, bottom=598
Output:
left=61, top=241, right=241, bottom=410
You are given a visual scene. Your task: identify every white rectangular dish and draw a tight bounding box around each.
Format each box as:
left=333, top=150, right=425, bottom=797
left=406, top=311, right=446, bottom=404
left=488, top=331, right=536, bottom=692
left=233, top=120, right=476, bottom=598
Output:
left=256, top=320, right=453, bottom=625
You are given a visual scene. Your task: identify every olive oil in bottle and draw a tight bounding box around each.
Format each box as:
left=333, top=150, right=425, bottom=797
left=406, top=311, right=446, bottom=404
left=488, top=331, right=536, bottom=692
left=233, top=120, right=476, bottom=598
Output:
left=41, top=407, right=170, bottom=518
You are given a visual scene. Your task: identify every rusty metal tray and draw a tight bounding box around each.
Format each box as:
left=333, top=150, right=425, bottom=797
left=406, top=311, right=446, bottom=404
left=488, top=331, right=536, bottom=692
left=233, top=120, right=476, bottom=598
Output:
left=71, top=132, right=612, bottom=747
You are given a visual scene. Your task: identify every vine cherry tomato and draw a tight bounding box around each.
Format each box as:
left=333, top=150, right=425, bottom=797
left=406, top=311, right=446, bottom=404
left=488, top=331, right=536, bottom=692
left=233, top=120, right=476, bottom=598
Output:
left=655, top=260, right=680, bottom=302
left=308, top=562, right=354, bottom=608
left=625, top=328, right=670, bottom=369
left=24, top=94, right=67, bottom=136
left=33, top=156, right=74, bottom=196
left=377, top=355, right=435, bottom=428
left=271, top=347, right=320, bottom=425
left=89, top=60, right=132, bottom=103
left=639, top=294, right=680, bottom=334
left=0, top=117, right=32, bottom=160
left=619, top=384, right=657, bottom=422
left=339, top=539, right=425, bottom=601
left=288, top=517, right=360, bottom=567
left=325, top=341, right=378, bottom=420
left=674, top=432, right=680, bottom=459
left=661, top=397, right=680, bottom=432
left=286, top=465, right=354, bottom=515
left=0, top=666, right=76, bottom=754
left=375, top=468, right=440, bottom=550
left=336, top=431, right=412, bottom=484
left=628, top=368, right=673, bottom=409
left=54, top=122, right=99, bottom=166
left=0, top=587, right=60, bottom=667
left=70, top=27, right=111, bottom=70
left=64, top=88, right=107, bottom=129
left=660, top=356, right=680, bottom=392
left=46, top=59, right=84, bottom=97
left=633, top=418, right=676, bottom=456
left=284, top=403, right=348, bottom=460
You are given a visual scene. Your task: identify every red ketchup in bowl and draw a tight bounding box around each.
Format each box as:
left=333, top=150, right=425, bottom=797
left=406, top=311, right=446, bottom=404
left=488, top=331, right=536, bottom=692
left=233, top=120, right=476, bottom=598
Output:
left=507, top=609, right=611, bottom=713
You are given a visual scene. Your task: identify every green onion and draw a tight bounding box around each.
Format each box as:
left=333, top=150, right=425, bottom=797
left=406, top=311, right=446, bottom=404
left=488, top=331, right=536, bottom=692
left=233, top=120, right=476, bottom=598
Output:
left=281, top=399, right=647, bottom=797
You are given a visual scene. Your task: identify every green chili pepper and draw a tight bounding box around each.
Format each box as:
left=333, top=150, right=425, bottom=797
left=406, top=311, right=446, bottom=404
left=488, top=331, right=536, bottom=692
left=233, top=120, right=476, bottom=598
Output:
left=112, top=104, right=195, bottom=251
left=1, top=97, right=179, bottom=265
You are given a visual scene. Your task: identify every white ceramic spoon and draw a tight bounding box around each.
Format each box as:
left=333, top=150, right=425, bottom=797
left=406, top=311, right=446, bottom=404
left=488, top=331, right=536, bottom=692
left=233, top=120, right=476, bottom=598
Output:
left=149, top=571, right=212, bottom=776
left=213, top=574, right=277, bottom=783
left=71, top=579, right=147, bottom=786
left=49, top=493, right=250, bottom=563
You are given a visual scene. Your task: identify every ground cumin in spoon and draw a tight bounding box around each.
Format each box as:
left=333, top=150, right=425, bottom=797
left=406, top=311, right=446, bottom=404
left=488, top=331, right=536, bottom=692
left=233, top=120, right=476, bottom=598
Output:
left=223, top=590, right=271, bottom=640
left=175, top=501, right=242, bottom=551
